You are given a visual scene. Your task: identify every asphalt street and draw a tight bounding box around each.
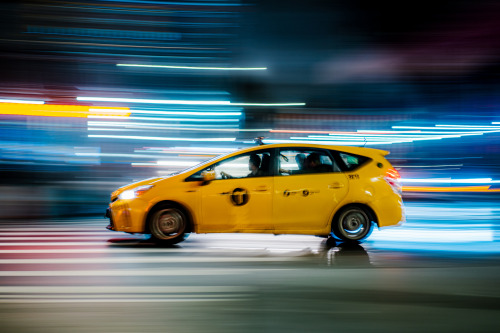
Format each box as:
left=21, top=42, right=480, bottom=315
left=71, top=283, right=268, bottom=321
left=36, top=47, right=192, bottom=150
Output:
left=0, top=199, right=499, bottom=333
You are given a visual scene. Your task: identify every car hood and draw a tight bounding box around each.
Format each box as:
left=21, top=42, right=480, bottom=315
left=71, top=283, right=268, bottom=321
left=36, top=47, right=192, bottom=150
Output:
left=111, top=176, right=169, bottom=199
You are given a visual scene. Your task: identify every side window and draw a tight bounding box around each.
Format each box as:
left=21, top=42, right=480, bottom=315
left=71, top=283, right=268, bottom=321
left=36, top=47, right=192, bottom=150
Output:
left=187, top=151, right=271, bottom=181
left=278, top=149, right=339, bottom=176
left=338, top=152, right=370, bottom=171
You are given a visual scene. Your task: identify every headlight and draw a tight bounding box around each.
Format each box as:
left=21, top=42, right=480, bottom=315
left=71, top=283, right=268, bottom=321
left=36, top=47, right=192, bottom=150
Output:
left=118, top=185, right=154, bottom=200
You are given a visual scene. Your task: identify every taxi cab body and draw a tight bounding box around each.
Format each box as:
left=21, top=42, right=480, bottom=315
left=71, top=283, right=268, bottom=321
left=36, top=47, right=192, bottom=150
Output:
left=106, top=143, right=405, bottom=244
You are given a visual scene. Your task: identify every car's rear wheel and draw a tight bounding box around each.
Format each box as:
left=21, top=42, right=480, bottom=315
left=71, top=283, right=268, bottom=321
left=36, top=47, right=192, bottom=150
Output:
left=149, top=204, right=188, bottom=245
left=332, top=206, right=373, bottom=242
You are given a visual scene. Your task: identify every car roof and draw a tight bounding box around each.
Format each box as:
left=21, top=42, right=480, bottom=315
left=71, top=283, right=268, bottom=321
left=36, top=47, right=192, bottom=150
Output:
left=178, top=143, right=390, bottom=177
left=231, top=143, right=389, bottom=159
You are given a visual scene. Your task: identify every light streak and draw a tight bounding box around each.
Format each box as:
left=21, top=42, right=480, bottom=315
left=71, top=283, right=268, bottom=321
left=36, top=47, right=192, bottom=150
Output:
left=262, top=139, right=393, bottom=145
left=135, top=147, right=237, bottom=156
left=87, top=122, right=269, bottom=132
left=78, top=96, right=231, bottom=105
left=230, top=102, right=306, bottom=107
left=0, top=103, right=130, bottom=118
left=88, top=134, right=236, bottom=142
left=87, top=121, right=240, bottom=130
left=88, top=115, right=239, bottom=122
left=371, top=228, right=493, bottom=242
left=117, top=63, right=267, bottom=71
left=90, top=108, right=242, bottom=116
left=394, top=164, right=463, bottom=168
left=436, top=124, right=500, bottom=129
left=0, top=99, right=45, bottom=104
left=129, top=110, right=241, bottom=116
left=75, top=153, right=170, bottom=159
left=393, top=125, right=500, bottom=131
left=156, top=161, right=201, bottom=166
left=402, top=178, right=500, bottom=184
left=403, top=186, right=500, bottom=192
left=78, top=97, right=305, bottom=107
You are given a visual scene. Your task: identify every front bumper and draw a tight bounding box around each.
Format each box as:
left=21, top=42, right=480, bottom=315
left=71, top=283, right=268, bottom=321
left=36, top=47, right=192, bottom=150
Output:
left=105, top=207, right=115, bottom=231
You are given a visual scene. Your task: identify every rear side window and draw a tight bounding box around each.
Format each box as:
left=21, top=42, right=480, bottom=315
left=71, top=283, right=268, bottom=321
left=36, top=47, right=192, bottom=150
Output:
left=279, top=149, right=340, bottom=176
left=338, top=152, right=370, bottom=171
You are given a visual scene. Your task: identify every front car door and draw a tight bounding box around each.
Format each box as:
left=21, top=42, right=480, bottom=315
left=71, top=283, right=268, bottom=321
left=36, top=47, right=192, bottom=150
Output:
left=273, top=148, right=349, bottom=234
left=192, top=149, right=274, bottom=233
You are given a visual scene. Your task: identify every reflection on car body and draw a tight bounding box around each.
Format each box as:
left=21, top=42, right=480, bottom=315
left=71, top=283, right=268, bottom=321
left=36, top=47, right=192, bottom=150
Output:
left=106, top=143, right=405, bottom=245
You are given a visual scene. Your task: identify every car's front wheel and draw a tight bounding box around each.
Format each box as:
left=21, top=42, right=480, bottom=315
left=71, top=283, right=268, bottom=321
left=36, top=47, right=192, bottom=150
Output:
left=148, top=204, right=188, bottom=245
left=332, top=206, right=373, bottom=242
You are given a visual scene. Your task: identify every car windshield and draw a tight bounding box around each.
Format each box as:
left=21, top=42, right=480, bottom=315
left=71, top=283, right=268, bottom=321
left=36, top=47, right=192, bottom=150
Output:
left=176, top=150, right=237, bottom=176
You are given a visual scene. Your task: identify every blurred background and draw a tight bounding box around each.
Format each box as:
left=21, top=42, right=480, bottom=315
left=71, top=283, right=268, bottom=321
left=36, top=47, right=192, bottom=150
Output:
left=0, top=0, right=499, bottom=218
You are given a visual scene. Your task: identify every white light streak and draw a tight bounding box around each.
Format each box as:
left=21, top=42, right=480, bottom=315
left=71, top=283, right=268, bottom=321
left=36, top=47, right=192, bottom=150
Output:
left=371, top=228, right=493, bottom=243
left=87, top=122, right=269, bottom=132
left=88, top=134, right=236, bottom=142
left=78, top=96, right=231, bottom=105
left=117, top=63, right=267, bottom=71
left=402, top=178, right=500, bottom=184
left=436, top=124, right=500, bottom=129
left=75, top=153, right=172, bottom=159
left=263, top=139, right=393, bottom=145
left=393, top=125, right=500, bottom=131
left=0, top=98, right=45, bottom=104
left=156, top=161, right=201, bottom=166
left=78, top=97, right=305, bottom=107
left=88, top=121, right=239, bottom=129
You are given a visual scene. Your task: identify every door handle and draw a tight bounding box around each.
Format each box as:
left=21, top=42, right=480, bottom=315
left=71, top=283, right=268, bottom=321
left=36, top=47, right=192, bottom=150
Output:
left=219, top=191, right=231, bottom=195
left=253, top=186, right=269, bottom=192
left=328, top=182, right=345, bottom=189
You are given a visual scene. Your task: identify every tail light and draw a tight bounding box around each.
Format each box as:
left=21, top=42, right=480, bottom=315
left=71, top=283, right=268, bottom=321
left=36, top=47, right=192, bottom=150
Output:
left=384, top=168, right=402, bottom=195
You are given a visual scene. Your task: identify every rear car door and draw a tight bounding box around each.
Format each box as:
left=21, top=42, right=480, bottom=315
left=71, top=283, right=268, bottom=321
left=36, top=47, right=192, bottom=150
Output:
left=273, top=148, right=349, bottom=233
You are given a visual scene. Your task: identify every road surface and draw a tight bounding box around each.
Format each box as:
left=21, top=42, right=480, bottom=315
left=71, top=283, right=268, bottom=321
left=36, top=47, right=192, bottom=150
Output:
left=0, top=200, right=499, bottom=332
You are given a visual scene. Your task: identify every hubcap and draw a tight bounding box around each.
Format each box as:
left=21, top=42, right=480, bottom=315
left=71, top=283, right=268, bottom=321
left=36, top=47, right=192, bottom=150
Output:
left=153, top=209, right=184, bottom=239
left=342, top=211, right=367, bottom=238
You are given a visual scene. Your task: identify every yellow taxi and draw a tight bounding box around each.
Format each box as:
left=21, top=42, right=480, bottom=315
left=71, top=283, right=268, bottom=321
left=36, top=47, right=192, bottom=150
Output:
left=105, top=143, right=405, bottom=244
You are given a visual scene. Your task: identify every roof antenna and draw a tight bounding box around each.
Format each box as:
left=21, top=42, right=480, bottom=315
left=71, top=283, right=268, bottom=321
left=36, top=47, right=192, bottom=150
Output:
left=254, top=136, right=265, bottom=145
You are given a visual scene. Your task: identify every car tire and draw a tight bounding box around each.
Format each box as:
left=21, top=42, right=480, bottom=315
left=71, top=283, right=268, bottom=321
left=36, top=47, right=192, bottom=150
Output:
left=148, top=204, right=188, bottom=245
left=332, top=206, right=373, bottom=242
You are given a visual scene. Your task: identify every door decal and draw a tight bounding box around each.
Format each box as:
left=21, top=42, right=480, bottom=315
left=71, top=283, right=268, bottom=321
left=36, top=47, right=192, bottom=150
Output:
left=230, top=188, right=249, bottom=206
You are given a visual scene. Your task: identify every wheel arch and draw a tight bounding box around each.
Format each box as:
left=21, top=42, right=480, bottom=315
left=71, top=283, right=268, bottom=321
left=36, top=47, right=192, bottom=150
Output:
left=331, top=202, right=378, bottom=228
left=144, top=200, right=195, bottom=234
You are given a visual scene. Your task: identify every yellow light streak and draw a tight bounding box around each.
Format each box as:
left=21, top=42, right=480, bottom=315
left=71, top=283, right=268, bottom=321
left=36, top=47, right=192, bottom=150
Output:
left=0, top=103, right=130, bottom=118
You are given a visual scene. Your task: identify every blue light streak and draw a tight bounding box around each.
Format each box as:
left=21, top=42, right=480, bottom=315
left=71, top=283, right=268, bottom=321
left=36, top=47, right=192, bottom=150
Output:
left=88, top=134, right=236, bottom=142
left=88, top=115, right=239, bottom=122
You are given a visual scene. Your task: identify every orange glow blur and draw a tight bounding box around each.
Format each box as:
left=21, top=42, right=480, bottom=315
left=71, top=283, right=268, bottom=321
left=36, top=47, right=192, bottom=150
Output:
left=0, top=103, right=130, bottom=118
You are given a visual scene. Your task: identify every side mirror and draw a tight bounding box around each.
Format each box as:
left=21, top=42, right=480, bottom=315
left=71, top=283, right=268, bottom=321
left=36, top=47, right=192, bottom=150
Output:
left=201, top=170, right=216, bottom=185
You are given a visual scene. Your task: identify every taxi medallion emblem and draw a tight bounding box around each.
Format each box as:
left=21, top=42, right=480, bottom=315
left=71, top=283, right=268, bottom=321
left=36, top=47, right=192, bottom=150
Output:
left=230, top=188, right=249, bottom=206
